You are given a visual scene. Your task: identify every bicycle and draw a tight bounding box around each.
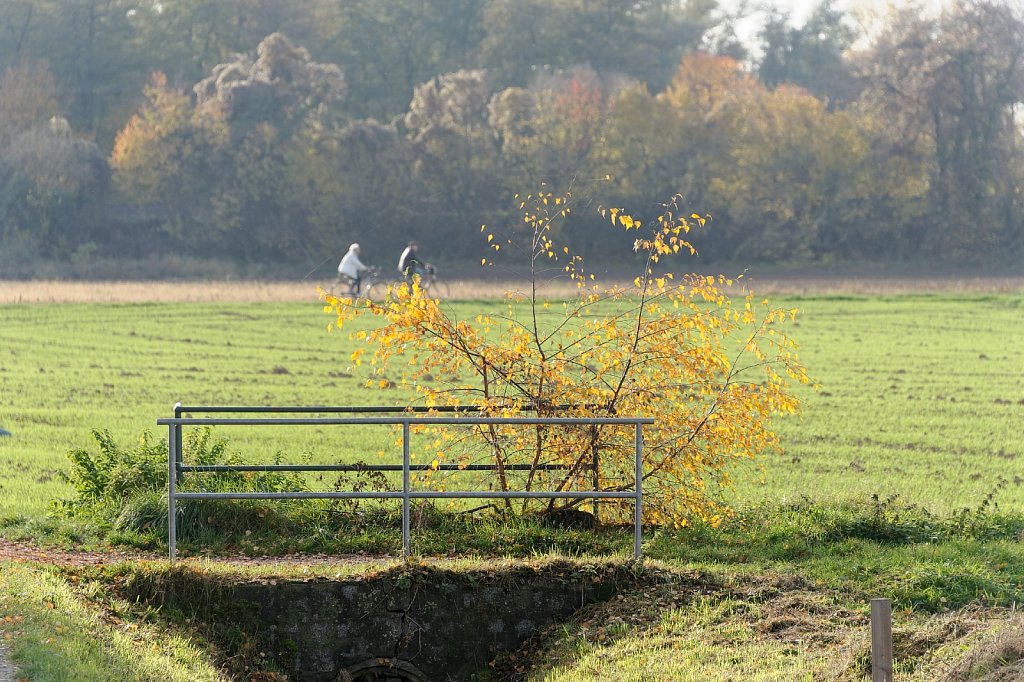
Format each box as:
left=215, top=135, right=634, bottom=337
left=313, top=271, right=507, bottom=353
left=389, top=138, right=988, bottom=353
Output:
left=409, top=263, right=450, bottom=299
left=331, top=267, right=389, bottom=301
left=334, top=264, right=449, bottom=301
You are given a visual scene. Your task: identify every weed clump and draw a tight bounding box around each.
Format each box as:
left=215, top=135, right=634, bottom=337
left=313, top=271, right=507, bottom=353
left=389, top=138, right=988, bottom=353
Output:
left=55, top=428, right=306, bottom=547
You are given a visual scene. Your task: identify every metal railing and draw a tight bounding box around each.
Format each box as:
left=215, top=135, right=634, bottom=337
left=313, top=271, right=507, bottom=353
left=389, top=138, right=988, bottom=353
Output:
left=158, top=405, right=654, bottom=562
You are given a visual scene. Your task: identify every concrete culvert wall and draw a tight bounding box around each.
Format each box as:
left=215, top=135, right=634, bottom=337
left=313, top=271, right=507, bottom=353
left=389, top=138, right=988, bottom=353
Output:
left=120, top=561, right=642, bottom=681
left=232, top=563, right=633, bottom=681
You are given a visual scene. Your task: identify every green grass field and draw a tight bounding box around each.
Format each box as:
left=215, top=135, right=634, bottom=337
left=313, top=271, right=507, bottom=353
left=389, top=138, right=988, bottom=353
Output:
left=1, top=290, right=1023, bottom=680
left=0, top=294, right=1022, bottom=519
left=732, top=293, right=1024, bottom=513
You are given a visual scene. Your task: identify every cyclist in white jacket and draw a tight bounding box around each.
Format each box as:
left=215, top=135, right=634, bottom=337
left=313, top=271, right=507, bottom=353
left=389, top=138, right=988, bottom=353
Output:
left=337, top=243, right=370, bottom=295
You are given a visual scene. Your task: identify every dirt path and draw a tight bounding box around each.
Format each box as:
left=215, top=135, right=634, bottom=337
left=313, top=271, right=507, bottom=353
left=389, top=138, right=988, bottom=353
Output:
left=0, top=643, right=17, bottom=682
left=0, top=540, right=154, bottom=568
left=0, top=539, right=390, bottom=568
left=0, top=539, right=391, bottom=569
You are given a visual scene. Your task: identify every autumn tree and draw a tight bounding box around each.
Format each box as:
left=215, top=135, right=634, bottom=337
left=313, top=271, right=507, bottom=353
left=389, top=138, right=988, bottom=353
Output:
left=857, top=0, right=1024, bottom=257
left=323, top=189, right=808, bottom=525
left=757, top=1, right=861, bottom=105
left=313, top=0, right=486, bottom=119
left=502, top=66, right=621, bottom=183
left=402, top=69, right=506, bottom=249
left=109, top=72, right=226, bottom=241
left=193, top=32, right=346, bottom=141
left=486, top=67, right=641, bottom=255
left=478, top=0, right=715, bottom=91
left=283, top=118, right=415, bottom=259
left=0, top=61, right=59, bottom=148
left=702, top=85, right=875, bottom=260
left=591, top=84, right=685, bottom=213
left=195, top=33, right=348, bottom=261
left=656, top=51, right=928, bottom=261
left=10, top=0, right=1021, bottom=271
left=0, top=116, right=109, bottom=259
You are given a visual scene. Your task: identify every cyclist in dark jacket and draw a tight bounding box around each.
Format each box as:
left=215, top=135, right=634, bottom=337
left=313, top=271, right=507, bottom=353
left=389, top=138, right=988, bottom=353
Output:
left=398, top=241, right=425, bottom=283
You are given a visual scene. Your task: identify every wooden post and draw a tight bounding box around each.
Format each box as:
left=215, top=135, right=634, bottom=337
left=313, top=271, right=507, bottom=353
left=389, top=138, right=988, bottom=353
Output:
left=870, top=598, right=894, bottom=682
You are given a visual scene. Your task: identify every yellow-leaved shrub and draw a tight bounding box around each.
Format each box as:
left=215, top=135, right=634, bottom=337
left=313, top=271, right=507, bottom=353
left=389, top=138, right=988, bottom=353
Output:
left=323, top=190, right=810, bottom=527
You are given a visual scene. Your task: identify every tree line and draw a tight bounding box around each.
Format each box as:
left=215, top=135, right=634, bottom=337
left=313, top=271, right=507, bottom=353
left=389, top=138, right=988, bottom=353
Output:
left=1, top=0, right=1022, bottom=276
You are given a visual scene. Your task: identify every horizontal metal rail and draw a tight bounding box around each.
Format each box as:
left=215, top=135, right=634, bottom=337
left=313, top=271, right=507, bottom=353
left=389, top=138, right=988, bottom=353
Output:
left=175, top=491, right=639, bottom=500
left=177, top=405, right=482, bottom=413
left=159, top=417, right=648, bottom=426
left=175, top=404, right=600, bottom=414
left=182, top=463, right=569, bottom=473
left=163, top=405, right=651, bottom=563
left=168, top=404, right=611, bottom=482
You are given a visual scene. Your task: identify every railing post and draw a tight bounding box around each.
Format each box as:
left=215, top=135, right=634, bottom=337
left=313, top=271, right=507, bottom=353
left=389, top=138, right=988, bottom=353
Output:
left=402, top=420, right=411, bottom=559
left=173, top=401, right=183, bottom=484
left=634, top=422, right=643, bottom=560
left=591, top=424, right=600, bottom=523
left=167, top=421, right=177, bottom=563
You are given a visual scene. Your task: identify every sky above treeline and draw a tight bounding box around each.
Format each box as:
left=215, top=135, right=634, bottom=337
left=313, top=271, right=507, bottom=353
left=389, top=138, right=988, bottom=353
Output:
left=725, top=0, right=950, bottom=48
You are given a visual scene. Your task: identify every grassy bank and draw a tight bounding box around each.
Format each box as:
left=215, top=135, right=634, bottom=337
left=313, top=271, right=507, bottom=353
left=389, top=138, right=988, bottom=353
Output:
left=2, top=519, right=1022, bottom=681
left=0, top=562, right=222, bottom=681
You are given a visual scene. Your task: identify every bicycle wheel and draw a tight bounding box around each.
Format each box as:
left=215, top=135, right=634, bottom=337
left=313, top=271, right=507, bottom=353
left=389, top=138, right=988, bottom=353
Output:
left=427, top=277, right=450, bottom=299
left=361, top=278, right=382, bottom=301
left=365, top=277, right=403, bottom=300
left=329, top=277, right=355, bottom=298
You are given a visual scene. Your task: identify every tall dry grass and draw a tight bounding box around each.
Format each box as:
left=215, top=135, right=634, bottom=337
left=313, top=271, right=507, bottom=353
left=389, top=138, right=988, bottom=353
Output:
left=0, top=275, right=1021, bottom=303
